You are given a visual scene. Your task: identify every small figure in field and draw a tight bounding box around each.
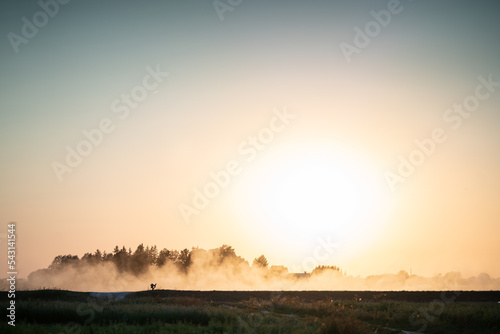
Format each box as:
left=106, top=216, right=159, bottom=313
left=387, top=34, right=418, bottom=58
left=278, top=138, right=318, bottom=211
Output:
left=150, top=283, right=157, bottom=291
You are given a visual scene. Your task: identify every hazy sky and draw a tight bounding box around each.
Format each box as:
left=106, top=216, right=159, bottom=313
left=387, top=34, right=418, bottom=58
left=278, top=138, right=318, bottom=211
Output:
left=1, top=0, right=499, bottom=279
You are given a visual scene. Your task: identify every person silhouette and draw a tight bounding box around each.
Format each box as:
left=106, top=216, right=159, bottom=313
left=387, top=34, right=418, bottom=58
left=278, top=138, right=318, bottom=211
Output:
left=150, top=283, right=157, bottom=291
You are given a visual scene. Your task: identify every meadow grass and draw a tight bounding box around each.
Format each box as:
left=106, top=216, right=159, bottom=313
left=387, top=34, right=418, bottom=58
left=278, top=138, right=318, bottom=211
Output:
left=1, top=290, right=498, bottom=333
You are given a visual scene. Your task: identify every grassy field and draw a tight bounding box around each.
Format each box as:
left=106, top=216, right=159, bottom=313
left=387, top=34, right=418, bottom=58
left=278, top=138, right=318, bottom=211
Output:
left=1, top=290, right=499, bottom=333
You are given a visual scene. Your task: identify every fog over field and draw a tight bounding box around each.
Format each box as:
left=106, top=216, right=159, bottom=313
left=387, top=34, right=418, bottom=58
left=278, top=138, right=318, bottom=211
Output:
left=2, top=244, right=499, bottom=292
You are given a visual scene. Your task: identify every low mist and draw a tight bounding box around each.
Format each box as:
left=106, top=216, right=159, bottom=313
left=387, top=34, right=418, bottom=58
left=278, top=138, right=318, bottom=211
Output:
left=2, top=244, right=499, bottom=292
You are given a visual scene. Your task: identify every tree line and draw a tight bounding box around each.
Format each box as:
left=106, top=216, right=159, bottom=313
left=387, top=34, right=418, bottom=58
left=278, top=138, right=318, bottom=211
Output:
left=31, top=244, right=342, bottom=279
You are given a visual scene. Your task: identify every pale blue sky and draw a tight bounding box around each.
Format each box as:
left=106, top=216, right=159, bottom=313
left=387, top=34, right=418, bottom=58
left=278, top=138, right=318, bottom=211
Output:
left=1, top=0, right=500, bottom=278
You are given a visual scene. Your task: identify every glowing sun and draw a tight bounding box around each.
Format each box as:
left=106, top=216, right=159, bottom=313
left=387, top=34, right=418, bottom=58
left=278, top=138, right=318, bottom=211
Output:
left=232, top=140, right=387, bottom=246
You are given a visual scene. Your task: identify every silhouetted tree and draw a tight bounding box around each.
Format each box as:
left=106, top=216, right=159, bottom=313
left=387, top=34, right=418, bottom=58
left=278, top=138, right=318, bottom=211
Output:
left=252, top=255, right=268, bottom=268
left=146, top=245, right=158, bottom=266
left=82, top=252, right=99, bottom=265
left=177, top=248, right=192, bottom=271
left=212, top=245, right=236, bottom=265
left=131, top=244, right=149, bottom=275
left=112, top=246, right=130, bottom=272
left=169, top=249, right=179, bottom=262
left=94, top=249, right=102, bottom=261
left=103, top=251, right=113, bottom=262
left=42, top=243, right=255, bottom=278
left=398, top=270, right=410, bottom=279
left=49, top=255, right=79, bottom=270
left=311, top=265, right=341, bottom=276
left=156, top=248, right=170, bottom=267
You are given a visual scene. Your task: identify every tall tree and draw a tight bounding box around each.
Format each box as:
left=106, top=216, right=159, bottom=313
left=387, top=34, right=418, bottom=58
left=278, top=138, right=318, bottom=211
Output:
left=252, top=255, right=268, bottom=268
left=177, top=248, right=192, bottom=271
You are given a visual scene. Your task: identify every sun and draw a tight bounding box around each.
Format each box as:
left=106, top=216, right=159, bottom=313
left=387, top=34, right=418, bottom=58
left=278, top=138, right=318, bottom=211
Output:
left=230, top=140, right=388, bottom=250
left=259, top=156, right=363, bottom=236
